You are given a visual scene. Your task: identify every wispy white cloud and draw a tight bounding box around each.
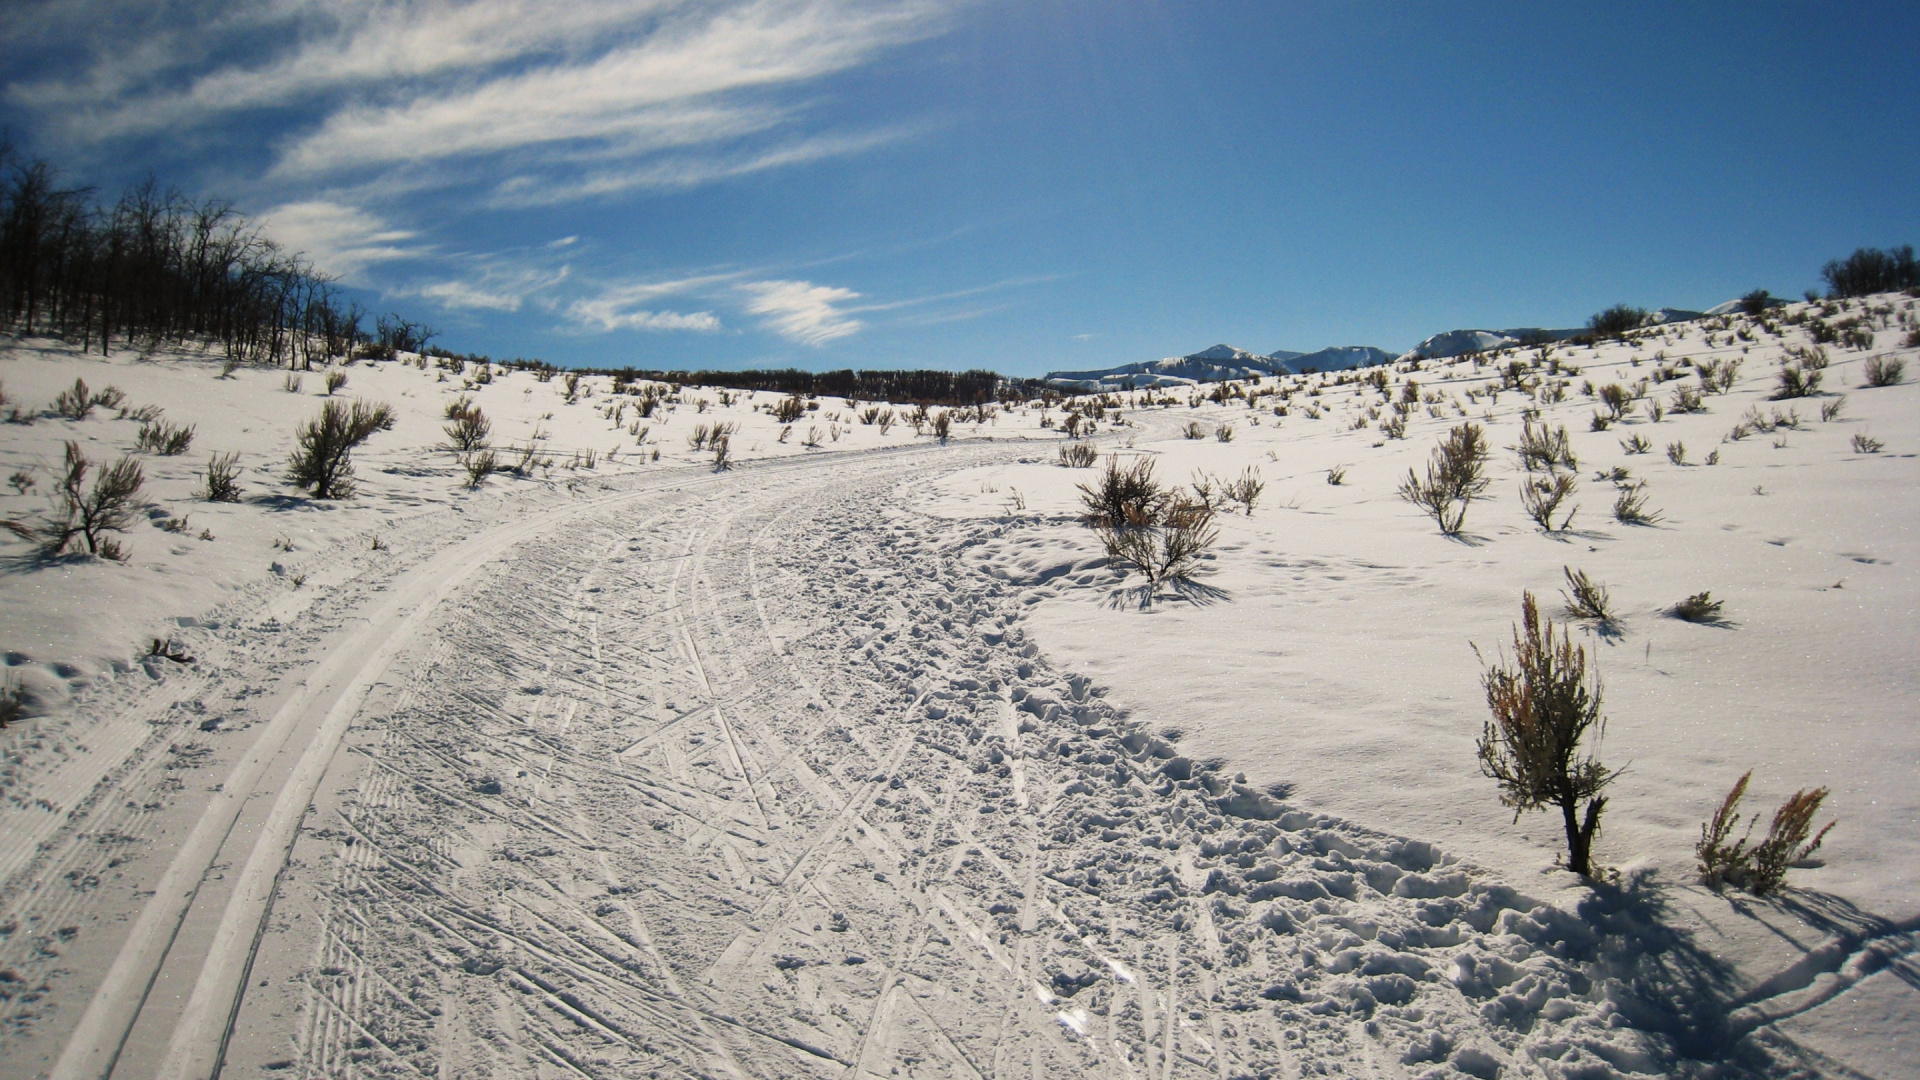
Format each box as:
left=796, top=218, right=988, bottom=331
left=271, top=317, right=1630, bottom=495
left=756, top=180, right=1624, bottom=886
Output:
left=258, top=199, right=422, bottom=280
left=12, top=0, right=951, bottom=204
left=410, top=265, right=571, bottom=312
left=488, top=127, right=914, bottom=206
left=738, top=278, right=863, bottom=344
left=565, top=273, right=736, bottom=333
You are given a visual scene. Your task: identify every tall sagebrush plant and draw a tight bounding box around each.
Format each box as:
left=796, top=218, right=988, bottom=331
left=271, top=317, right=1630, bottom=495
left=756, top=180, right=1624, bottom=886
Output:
left=5, top=442, right=146, bottom=559
left=1400, top=422, right=1491, bottom=534
left=288, top=399, right=395, bottom=498
left=1477, top=592, right=1616, bottom=878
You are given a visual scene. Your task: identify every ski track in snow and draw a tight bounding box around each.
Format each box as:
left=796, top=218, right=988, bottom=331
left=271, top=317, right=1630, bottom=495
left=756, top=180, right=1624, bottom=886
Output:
left=1, top=438, right=1908, bottom=1080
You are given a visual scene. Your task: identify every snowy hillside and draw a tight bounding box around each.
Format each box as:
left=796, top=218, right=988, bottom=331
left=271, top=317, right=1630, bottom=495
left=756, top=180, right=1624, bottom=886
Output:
left=2, top=291, right=1917, bottom=1079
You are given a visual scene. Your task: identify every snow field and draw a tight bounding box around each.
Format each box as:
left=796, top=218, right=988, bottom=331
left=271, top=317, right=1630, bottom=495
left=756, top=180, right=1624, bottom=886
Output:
left=0, top=292, right=1914, bottom=1078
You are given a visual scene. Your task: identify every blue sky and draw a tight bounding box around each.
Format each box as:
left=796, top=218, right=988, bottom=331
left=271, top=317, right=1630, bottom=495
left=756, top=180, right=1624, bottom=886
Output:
left=3, top=0, right=1916, bottom=376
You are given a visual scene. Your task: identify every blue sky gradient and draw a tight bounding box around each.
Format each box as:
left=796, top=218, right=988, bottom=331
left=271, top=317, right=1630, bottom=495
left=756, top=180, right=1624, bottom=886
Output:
left=3, top=0, right=1915, bottom=375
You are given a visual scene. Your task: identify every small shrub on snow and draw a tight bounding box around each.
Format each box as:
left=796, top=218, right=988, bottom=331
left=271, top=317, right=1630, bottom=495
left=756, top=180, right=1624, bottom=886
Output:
left=1520, top=470, right=1578, bottom=532
left=1514, top=421, right=1576, bottom=473
left=1399, top=422, right=1490, bottom=535
left=1078, top=457, right=1164, bottom=529
left=1772, top=348, right=1829, bottom=399
left=52, top=378, right=123, bottom=421
left=1223, top=467, right=1263, bottom=514
left=1861, top=355, right=1905, bottom=387
left=1325, top=465, right=1347, bottom=485
left=201, top=452, right=243, bottom=502
left=1058, top=443, right=1098, bottom=468
left=1668, top=591, right=1724, bottom=624
left=1596, top=383, right=1633, bottom=421
left=135, top=418, right=195, bottom=455
left=1697, top=771, right=1836, bottom=894
left=462, top=449, right=498, bottom=488
left=1099, top=496, right=1217, bottom=586
left=1620, top=434, right=1651, bottom=455
left=1611, top=481, right=1662, bottom=525
left=1851, top=433, right=1884, bottom=453
left=324, top=370, right=348, bottom=395
left=1476, top=592, right=1616, bottom=878
left=444, top=403, right=491, bottom=453
left=1560, top=566, right=1614, bottom=624
left=8, top=441, right=146, bottom=559
left=1665, top=442, right=1687, bottom=466
left=287, top=399, right=395, bottom=499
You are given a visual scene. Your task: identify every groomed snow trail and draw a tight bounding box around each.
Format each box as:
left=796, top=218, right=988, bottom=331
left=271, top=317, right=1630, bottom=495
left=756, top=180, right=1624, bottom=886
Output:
left=3, top=442, right=1860, bottom=1079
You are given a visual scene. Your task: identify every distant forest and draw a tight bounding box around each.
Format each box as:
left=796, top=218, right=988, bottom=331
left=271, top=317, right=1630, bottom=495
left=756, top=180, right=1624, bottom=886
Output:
left=0, top=150, right=1038, bottom=406
left=588, top=366, right=1047, bottom=405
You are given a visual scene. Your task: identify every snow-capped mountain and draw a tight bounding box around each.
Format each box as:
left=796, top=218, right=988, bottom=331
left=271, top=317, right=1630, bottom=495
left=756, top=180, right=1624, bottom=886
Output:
left=1283, top=345, right=1394, bottom=372
left=1046, top=344, right=1296, bottom=391
left=1398, top=326, right=1585, bottom=362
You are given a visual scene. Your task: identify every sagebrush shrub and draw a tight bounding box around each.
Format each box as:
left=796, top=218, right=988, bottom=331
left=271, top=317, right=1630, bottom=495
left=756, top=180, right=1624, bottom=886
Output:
left=324, top=370, right=348, bottom=395
left=462, top=449, right=497, bottom=488
left=1057, top=443, right=1098, bottom=468
left=1515, top=421, right=1577, bottom=472
left=53, top=378, right=96, bottom=420
left=1560, top=566, right=1613, bottom=623
left=26, top=442, right=146, bottom=558
left=1669, top=591, right=1723, bottom=623
left=1078, top=457, right=1163, bottom=529
left=202, top=452, right=243, bottom=502
left=1597, top=384, right=1633, bottom=420
left=288, top=399, right=394, bottom=498
left=1399, top=422, right=1490, bottom=534
left=1862, top=355, right=1905, bottom=387
left=1477, top=592, right=1615, bottom=878
left=1099, top=496, right=1217, bottom=586
left=1520, top=471, right=1578, bottom=531
left=1696, top=771, right=1836, bottom=894
left=135, top=418, right=195, bottom=455
left=1223, top=467, right=1263, bottom=514
left=1612, top=481, right=1661, bottom=525
left=1772, top=348, right=1829, bottom=399
left=444, top=404, right=491, bottom=453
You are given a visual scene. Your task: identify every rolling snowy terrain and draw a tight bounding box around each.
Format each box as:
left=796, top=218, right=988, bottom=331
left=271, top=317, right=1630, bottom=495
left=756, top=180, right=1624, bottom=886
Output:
left=1, top=293, right=1916, bottom=1079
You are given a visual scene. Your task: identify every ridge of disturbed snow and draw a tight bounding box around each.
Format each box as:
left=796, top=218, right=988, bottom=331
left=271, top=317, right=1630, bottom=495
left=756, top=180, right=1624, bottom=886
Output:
left=0, top=438, right=1870, bottom=1079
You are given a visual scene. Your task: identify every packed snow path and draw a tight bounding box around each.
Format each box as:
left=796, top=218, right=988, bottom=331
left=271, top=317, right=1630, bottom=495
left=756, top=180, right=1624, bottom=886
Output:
left=4, top=442, right=1909, bottom=1080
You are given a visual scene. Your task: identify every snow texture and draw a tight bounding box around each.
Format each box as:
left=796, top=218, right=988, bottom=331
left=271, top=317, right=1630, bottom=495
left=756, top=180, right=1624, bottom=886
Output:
left=2, top=293, right=1917, bottom=1078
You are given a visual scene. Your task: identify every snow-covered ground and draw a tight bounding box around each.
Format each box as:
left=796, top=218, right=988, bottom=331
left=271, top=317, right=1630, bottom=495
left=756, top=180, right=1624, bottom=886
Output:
left=0, top=294, right=1915, bottom=1079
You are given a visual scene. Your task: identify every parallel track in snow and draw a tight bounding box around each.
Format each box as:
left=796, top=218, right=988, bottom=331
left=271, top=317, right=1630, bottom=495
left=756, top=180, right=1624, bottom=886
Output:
left=4, top=432, right=1851, bottom=1080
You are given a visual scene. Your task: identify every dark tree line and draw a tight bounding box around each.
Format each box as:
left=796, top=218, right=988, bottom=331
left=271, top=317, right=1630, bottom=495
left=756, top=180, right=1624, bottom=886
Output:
left=603, top=367, right=1046, bottom=407
left=1822, top=245, right=1918, bottom=298
left=0, top=148, right=369, bottom=368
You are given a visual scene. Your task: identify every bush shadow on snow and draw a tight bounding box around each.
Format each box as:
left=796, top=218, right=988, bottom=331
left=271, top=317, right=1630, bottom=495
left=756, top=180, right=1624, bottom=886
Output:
left=1103, top=576, right=1233, bottom=610
left=1564, top=871, right=1915, bottom=1074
